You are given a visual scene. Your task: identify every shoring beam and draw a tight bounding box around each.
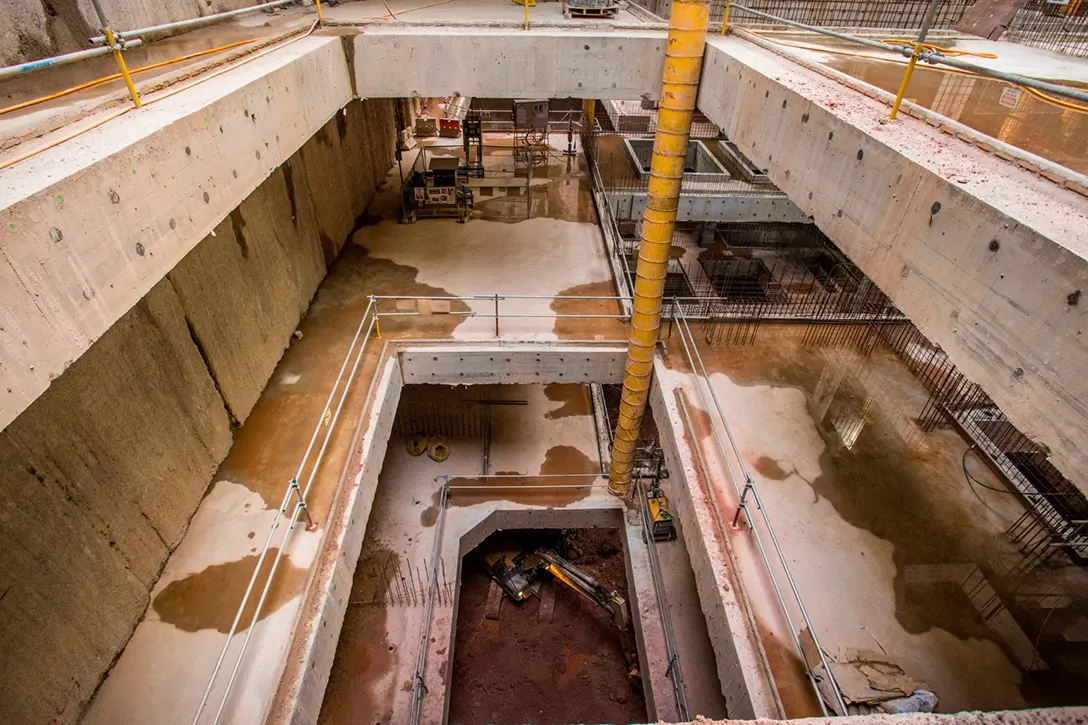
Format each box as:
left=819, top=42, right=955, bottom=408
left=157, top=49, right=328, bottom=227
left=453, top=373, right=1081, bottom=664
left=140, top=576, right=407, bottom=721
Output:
left=608, top=0, right=710, bottom=496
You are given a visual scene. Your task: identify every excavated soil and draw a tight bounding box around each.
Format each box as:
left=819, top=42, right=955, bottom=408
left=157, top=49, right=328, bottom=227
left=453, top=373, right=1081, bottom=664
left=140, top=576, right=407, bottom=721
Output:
left=447, top=528, right=646, bottom=725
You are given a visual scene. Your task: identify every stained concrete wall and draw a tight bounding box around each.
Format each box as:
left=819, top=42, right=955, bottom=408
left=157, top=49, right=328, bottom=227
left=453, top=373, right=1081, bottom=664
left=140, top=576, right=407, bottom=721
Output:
left=697, top=36, right=1088, bottom=489
left=0, top=0, right=260, bottom=66
left=166, top=99, right=397, bottom=422
left=351, top=28, right=666, bottom=100
left=0, top=278, right=234, bottom=723
left=0, top=96, right=400, bottom=725
left=0, top=34, right=352, bottom=434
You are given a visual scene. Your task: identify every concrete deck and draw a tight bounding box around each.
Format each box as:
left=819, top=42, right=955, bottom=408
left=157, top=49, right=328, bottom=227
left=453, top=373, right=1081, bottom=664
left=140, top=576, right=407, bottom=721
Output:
left=80, top=141, right=626, bottom=725
left=656, top=323, right=1088, bottom=713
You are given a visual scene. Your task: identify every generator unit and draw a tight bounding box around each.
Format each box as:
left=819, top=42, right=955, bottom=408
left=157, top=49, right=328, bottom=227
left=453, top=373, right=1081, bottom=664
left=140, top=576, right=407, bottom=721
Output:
left=402, top=153, right=474, bottom=223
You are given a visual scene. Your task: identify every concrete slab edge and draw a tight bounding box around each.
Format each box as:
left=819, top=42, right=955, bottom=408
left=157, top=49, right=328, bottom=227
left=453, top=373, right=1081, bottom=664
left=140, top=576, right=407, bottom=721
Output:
left=727, top=28, right=1088, bottom=197
left=649, top=358, right=786, bottom=719
left=268, top=353, right=403, bottom=725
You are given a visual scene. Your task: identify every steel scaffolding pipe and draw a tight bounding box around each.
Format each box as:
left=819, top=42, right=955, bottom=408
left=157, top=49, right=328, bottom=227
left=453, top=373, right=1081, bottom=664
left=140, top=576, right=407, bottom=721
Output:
left=608, top=0, right=710, bottom=497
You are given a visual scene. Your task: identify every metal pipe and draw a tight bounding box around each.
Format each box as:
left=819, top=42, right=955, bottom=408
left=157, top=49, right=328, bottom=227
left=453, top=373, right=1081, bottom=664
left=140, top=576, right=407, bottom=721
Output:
left=610, top=0, right=710, bottom=497
left=105, top=28, right=143, bottom=108
left=409, top=479, right=449, bottom=725
left=90, top=0, right=299, bottom=45
left=890, top=0, right=941, bottom=119
left=672, top=308, right=846, bottom=714
left=210, top=305, right=379, bottom=725
left=728, top=2, right=1088, bottom=105
left=0, top=40, right=142, bottom=81
left=191, top=299, right=375, bottom=725
left=635, top=476, right=690, bottom=719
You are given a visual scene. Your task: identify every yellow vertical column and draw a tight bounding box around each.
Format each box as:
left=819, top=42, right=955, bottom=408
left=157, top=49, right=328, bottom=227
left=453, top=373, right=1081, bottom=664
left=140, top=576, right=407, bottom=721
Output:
left=608, top=0, right=710, bottom=496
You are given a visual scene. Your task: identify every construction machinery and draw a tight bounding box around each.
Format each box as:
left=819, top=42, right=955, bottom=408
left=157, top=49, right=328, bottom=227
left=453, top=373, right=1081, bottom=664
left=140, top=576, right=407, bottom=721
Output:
left=401, top=149, right=474, bottom=223
left=485, top=547, right=641, bottom=681
left=646, top=485, right=676, bottom=541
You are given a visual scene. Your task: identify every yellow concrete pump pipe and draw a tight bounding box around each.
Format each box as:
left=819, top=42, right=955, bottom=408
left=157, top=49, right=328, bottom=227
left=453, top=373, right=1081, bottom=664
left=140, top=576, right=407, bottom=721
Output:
left=608, top=0, right=710, bottom=496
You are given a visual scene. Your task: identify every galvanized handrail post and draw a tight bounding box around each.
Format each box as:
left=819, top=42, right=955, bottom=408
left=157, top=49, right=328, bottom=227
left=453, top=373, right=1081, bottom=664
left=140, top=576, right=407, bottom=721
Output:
left=98, top=2, right=142, bottom=111
left=890, top=0, right=941, bottom=119
left=289, top=477, right=318, bottom=531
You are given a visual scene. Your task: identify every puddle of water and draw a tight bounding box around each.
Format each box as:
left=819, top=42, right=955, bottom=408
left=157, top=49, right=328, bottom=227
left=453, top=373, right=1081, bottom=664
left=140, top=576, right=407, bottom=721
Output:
left=152, top=548, right=306, bottom=633
left=215, top=244, right=469, bottom=514
left=755, top=618, right=824, bottom=718
left=448, top=444, right=599, bottom=507
left=543, top=382, right=592, bottom=419
left=550, top=280, right=626, bottom=340
left=678, top=325, right=1088, bottom=706
left=823, top=57, right=1088, bottom=174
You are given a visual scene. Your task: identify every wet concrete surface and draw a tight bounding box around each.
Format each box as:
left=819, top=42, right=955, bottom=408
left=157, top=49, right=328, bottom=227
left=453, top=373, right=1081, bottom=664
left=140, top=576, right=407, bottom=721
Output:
left=318, top=380, right=609, bottom=725
left=756, top=31, right=1088, bottom=173
left=152, top=547, right=307, bottom=633
left=84, top=133, right=620, bottom=724
left=0, top=7, right=314, bottom=149
left=664, top=323, right=1088, bottom=712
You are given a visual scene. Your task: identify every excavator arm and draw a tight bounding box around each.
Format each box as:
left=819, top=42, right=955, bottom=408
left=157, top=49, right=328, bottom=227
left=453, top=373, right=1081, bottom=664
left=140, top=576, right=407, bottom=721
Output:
left=497, top=548, right=641, bottom=681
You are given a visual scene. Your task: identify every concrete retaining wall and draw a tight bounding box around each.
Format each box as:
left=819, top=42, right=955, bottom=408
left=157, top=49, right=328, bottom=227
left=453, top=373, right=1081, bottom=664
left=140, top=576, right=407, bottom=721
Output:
left=649, top=360, right=784, bottom=719
left=0, top=97, right=400, bottom=725
left=0, top=278, right=234, bottom=723
left=697, top=36, right=1088, bottom=488
left=0, top=34, right=353, bottom=433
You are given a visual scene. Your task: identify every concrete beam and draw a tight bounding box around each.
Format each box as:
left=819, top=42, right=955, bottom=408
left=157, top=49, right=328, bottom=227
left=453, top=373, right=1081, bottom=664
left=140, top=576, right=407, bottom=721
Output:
left=607, top=190, right=809, bottom=222
left=352, top=28, right=666, bottom=100
left=697, top=35, right=1088, bottom=488
left=0, top=35, right=353, bottom=433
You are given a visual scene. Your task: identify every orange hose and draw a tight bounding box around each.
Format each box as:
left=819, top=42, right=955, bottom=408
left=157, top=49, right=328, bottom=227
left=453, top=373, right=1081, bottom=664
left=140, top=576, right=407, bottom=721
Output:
left=0, top=38, right=257, bottom=117
left=362, top=0, right=460, bottom=20
left=0, top=23, right=318, bottom=172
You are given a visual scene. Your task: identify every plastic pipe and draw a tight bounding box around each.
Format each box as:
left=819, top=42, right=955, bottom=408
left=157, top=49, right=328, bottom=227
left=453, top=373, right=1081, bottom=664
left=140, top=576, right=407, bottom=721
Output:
left=608, top=0, right=710, bottom=497
left=89, top=0, right=298, bottom=45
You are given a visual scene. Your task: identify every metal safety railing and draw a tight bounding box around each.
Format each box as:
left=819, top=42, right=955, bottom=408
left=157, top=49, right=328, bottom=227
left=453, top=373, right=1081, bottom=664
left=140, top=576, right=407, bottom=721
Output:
left=719, top=0, right=1088, bottom=113
left=669, top=302, right=847, bottom=715
left=0, top=0, right=303, bottom=100
left=191, top=298, right=380, bottom=725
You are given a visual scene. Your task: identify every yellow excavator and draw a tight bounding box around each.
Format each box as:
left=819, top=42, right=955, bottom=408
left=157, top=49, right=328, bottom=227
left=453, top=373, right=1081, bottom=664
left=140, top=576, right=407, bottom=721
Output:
left=485, top=547, right=641, bottom=682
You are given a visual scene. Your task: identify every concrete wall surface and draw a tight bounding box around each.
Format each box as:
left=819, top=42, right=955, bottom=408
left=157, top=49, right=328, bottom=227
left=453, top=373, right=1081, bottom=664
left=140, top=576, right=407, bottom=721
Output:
left=698, top=35, right=1088, bottom=489
left=0, top=278, right=233, bottom=724
left=166, top=99, right=397, bottom=423
left=0, top=0, right=260, bottom=67
left=0, top=34, right=352, bottom=435
left=352, top=28, right=666, bottom=100
left=0, top=95, right=399, bottom=725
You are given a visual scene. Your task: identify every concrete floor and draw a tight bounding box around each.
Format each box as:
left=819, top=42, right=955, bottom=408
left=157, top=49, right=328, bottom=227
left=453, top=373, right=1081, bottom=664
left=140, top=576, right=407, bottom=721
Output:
left=660, top=323, right=1088, bottom=715
left=322, top=0, right=655, bottom=27
left=81, top=132, right=621, bottom=725
left=751, top=30, right=1088, bottom=174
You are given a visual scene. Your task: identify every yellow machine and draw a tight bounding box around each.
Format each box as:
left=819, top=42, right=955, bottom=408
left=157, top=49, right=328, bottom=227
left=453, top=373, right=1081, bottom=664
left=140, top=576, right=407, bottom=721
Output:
left=485, top=547, right=640, bottom=681
left=646, top=486, right=676, bottom=541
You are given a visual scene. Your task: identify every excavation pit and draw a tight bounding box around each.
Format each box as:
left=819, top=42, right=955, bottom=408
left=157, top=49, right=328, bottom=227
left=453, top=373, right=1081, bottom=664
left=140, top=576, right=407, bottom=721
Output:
left=447, top=527, right=648, bottom=725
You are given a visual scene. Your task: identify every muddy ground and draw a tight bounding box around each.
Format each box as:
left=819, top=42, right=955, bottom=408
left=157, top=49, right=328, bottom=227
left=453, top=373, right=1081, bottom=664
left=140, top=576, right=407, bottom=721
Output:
left=447, top=528, right=646, bottom=725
